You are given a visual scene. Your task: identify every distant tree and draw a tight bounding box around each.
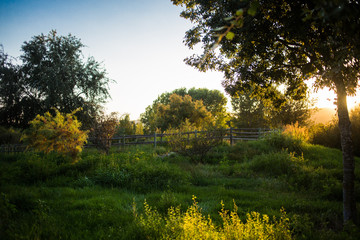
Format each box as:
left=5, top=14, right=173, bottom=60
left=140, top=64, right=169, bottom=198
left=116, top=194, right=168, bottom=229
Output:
left=232, top=89, right=312, bottom=128
left=21, top=108, right=88, bottom=162
left=151, top=94, right=214, bottom=132
left=0, top=30, right=112, bottom=129
left=231, top=91, right=268, bottom=128
left=141, top=88, right=228, bottom=132
left=116, top=114, right=136, bottom=136
left=172, top=0, right=360, bottom=223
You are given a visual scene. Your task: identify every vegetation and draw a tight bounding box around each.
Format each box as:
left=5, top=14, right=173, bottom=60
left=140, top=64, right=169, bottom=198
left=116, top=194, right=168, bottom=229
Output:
left=90, top=112, right=119, bottom=154
left=0, top=30, right=111, bottom=129
left=21, top=108, right=88, bottom=162
left=166, top=120, right=225, bottom=163
left=141, top=88, right=229, bottom=132
left=310, top=104, right=360, bottom=157
left=1, top=128, right=360, bottom=239
left=231, top=89, right=313, bottom=128
left=116, top=113, right=144, bottom=136
left=172, top=0, right=360, bottom=223
left=143, top=93, right=215, bottom=133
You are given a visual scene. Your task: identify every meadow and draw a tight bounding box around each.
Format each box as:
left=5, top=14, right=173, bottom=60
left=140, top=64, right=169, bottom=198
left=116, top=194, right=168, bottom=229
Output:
left=1, top=132, right=360, bottom=239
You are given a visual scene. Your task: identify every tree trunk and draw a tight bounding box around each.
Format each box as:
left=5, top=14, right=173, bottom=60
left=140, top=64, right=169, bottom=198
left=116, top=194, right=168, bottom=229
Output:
left=335, top=81, right=357, bottom=224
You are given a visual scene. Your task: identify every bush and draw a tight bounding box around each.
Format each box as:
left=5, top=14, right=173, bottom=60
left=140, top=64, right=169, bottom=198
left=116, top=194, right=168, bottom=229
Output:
left=167, top=121, right=225, bottom=163
left=21, top=108, right=88, bottom=162
left=135, top=196, right=292, bottom=240
left=262, top=130, right=304, bottom=155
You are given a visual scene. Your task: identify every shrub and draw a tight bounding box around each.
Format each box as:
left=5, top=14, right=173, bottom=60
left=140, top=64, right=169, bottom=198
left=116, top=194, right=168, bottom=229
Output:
left=262, top=130, right=304, bottom=155
left=135, top=196, right=292, bottom=240
left=283, top=122, right=310, bottom=143
left=167, top=120, right=225, bottom=163
left=21, top=108, right=88, bottom=162
left=90, top=112, right=119, bottom=154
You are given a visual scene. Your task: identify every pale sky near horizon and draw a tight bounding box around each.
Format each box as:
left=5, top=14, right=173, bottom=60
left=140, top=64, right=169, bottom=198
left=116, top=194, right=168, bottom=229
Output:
left=1, top=0, right=358, bottom=120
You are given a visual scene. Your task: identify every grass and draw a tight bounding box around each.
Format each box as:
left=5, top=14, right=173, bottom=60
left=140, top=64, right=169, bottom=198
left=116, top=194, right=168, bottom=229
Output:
left=1, top=134, right=360, bottom=239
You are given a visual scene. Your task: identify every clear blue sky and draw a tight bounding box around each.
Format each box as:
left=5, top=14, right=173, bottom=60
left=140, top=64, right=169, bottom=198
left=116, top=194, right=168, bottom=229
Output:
left=1, top=0, right=357, bottom=119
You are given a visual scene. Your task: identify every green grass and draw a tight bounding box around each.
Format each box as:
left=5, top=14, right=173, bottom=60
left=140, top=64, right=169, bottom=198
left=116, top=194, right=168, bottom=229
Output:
left=1, top=136, right=360, bottom=239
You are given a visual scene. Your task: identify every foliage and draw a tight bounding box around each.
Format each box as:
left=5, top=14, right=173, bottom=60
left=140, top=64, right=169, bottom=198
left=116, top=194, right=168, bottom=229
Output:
left=231, top=89, right=313, bottom=128
left=166, top=120, right=225, bottom=163
left=0, top=45, right=29, bottom=128
left=90, top=112, right=118, bottom=154
left=0, top=30, right=111, bottom=129
left=0, top=126, right=22, bottom=144
left=21, top=108, right=88, bottom=162
left=310, top=104, right=360, bottom=157
left=136, top=196, right=292, bottom=240
left=116, top=113, right=143, bottom=136
left=141, top=88, right=229, bottom=132
left=172, top=0, right=360, bottom=222
left=1, top=142, right=360, bottom=239
left=151, top=94, right=215, bottom=132
left=283, top=122, right=310, bottom=143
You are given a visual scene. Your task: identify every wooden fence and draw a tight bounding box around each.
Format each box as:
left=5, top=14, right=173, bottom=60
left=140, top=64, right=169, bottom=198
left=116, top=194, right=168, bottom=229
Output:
left=87, top=128, right=272, bottom=147
left=0, top=128, right=273, bottom=153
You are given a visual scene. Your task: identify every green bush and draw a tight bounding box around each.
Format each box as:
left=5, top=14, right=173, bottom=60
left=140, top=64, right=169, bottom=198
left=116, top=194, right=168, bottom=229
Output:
left=262, top=130, right=305, bottom=155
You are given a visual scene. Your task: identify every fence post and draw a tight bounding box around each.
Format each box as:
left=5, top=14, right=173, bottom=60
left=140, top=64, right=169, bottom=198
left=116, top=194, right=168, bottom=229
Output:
left=154, top=132, right=157, bottom=148
left=195, top=130, right=197, bottom=138
left=122, top=134, right=125, bottom=147
left=230, top=127, right=233, bottom=146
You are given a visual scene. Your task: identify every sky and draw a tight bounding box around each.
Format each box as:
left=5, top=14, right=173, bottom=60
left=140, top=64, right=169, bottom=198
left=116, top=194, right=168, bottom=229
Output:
left=1, top=0, right=358, bottom=120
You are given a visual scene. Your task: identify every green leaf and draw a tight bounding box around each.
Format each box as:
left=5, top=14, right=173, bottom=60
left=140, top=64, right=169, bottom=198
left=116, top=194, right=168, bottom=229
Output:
left=226, top=32, right=235, bottom=41
left=224, top=16, right=234, bottom=21
left=214, top=26, right=227, bottom=32
left=248, top=0, right=259, bottom=16
left=236, top=9, right=244, bottom=16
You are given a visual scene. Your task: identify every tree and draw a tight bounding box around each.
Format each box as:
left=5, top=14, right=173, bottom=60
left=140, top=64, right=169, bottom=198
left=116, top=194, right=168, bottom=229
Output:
left=141, top=87, right=228, bottom=132
left=150, top=93, right=214, bottom=132
left=0, top=45, right=38, bottom=128
left=231, top=88, right=313, bottom=128
left=0, top=30, right=112, bottom=129
left=231, top=91, right=268, bottom=128
left=172, top=0, right=360, bottom=223
left=117, top=114, right=136, bottom=136
left=21, top=108, right=88, bottom=162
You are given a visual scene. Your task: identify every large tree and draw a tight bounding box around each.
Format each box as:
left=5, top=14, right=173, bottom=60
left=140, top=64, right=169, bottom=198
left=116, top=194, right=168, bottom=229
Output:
left=172, top=0, right=360, bottom=223
left=141, top=87, right=228, bottom=132
left=0, top=30, right=111, bottom=129
left=145, top=93, right=214, bottom=132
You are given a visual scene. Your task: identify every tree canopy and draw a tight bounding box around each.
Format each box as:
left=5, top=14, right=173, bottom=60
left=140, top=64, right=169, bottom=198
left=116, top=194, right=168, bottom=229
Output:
left=141, top=87, right=228, bottom=132
left=0, top=30, right=112, bottom=129
left=172, top=0, right=360, bottom=223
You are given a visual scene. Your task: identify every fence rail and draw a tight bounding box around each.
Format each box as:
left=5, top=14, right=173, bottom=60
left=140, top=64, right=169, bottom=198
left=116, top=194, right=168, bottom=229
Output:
left=0, top=128, right=273, bottom=153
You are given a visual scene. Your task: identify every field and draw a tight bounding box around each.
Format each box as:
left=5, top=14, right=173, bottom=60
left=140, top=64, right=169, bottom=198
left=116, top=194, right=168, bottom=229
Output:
left=1, top=133, right=360, bottom=239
